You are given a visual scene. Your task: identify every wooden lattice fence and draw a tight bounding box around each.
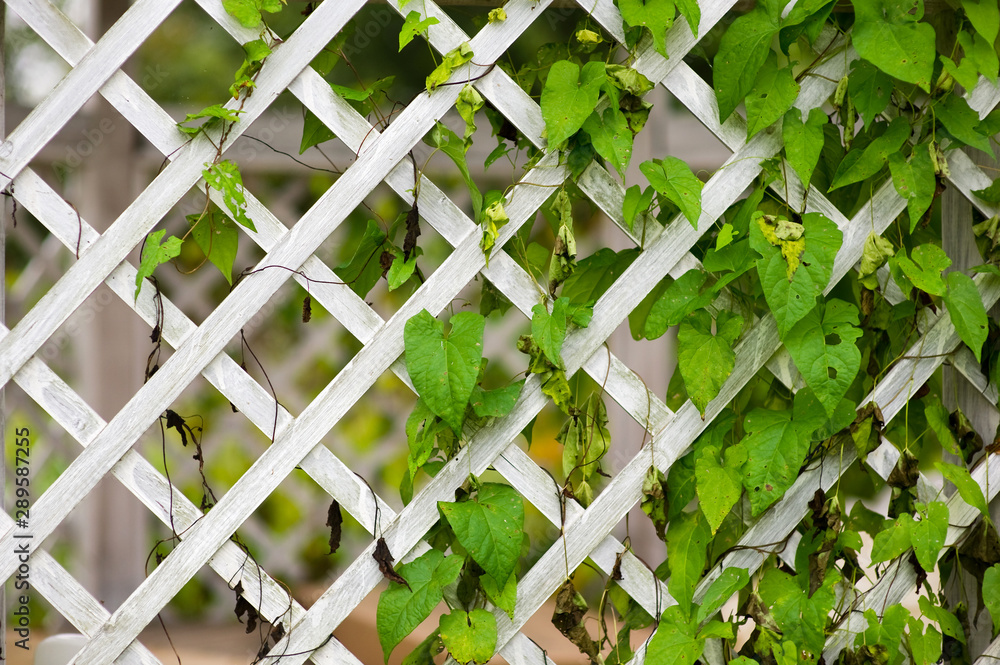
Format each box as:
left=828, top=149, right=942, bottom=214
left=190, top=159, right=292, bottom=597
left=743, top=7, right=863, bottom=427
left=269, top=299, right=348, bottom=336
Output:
left=3, top=0, right=1000, bottom=663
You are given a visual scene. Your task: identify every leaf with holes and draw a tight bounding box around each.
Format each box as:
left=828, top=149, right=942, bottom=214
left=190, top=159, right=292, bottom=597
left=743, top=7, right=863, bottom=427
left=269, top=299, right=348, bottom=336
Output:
left=376, top=550, right=464, bottom=662
left=677, top=310, right=743, bottom=416
left=541, top=60, right=607, bottom=148
left=945, top=271, right=989, bottom=362
left=618, top=0, right=675, bottom=57
left=911, top=501, right=948, bottom=572
left=751, top=212, right=842, bottom=337
left=187, top=209, right=238, bottom=285
left=135, top=230, right=183, bottom=301
left=782, top=107, right=827, bottom=189
left=404, top=310, right=484, bottom=436
left=640, top=157, right=703, bottom=228
left=203, top=160, right=255, bottom=232
left=399, top=11, right=440, bottom=51
left=439, top=483, right=524, bottom=585
left=783, top=299, right=861, bottom=417
left=852, top=0, right=935, bottom=91
left=439, top=610, right=496, bottom=664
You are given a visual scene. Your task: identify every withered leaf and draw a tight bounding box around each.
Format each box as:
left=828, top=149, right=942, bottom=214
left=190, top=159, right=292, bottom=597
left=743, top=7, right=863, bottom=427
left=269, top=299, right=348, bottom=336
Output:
left=326, top=499, right=343, bottom=555
left=374, top=537, right=411, bottom=590
left=233, top=581, right=260, bottom=634
left=164, top=409, right=188, bottom=447
left=403, top=203, right=420, bottom=260
left=887, top=450, right=919, bottom=489
left=302, top=295, right=312, bottom=323
left=552, top=579, right=599, bottom=663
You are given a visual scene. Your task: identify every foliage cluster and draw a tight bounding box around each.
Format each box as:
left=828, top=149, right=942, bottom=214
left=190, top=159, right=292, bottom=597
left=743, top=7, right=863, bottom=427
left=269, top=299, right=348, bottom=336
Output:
left=134, top=0, right=1000, bottom=662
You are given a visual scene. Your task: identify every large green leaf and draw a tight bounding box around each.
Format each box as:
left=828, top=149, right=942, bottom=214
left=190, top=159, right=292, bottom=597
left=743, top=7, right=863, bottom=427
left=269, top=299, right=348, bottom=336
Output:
left=848, top=60, right=893, bottom=128
left=439, top=610, right=496, bottom=664
left=734, top=402, right=816, bottom=515
left=906, top=617, right=942, bottom=665
left=677, top=310, right=743, bottom=416
left=541, top=60, right=607, bottom=148
left=439, top=483, right=524, bottom=584
left=945, top=271, right=989, bottom=362
left=532, top=298, right=571, bottom=369
left=376, top=550, right=464, bottom=662
left=751, top=212, right=843, bottom=337
left=745, top=54, right=799, bottom=139
left=918, top=595, right=967, bottom=644
left=935, top=461, right=989, bottom=518
left=938, top=94, right=995, bottom=156
left=782, top=107, right=827, bottom=189
left=665, top=510, right=711, bottom=616
left=188, top=209, right=238, bottom=285
left=643, top=269, right=714, bottom=339
left=965, top=0, right=1000, bottom=42
left=582, top=106, right=633, bottom=176
left=562, top=248, right=639, bottom=305
left=640, top=157, right=703, bottom=228
left=852, top=0, right=936, bottom=92
left=870, top=513, right=913, bottom=563
left=696, top=567, right=750, bottom=624
left=782, top=299, right=862, bottom=416
left=910, top=501, right=948, bottom=571
left=893, top=243, right=950, bottom=296
left=695, top=444, right=744, bottom=535
left=713, top=5, right=779, bottom=123
left=888, top=147, right=936, bottom=231
left=618, top=0, right=675, bottom=57
left=404, top=310, right=484, bottom=435
left=763, top=567, right=837, bottom=657
left=984, top=564, right=1000, bottom=633
left=646, top=606, right=704, bottom=664
left=830, top=116, right=911, bottom=190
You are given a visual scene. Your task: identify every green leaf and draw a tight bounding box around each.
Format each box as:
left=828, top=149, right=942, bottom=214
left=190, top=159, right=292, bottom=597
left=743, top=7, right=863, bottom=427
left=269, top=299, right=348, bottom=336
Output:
left=924, top=394, right=961, bottom=456
left=480, top=199, right=509, bottom=264
left=852, top=0, right=936, bottom=92
left=377, top=551, right=464, bottom=662
left=783, top=299, right=862, bottom=416
left=404, top=310, right=484, bottom=436
left=400, top=629, right=442, bottom=665
left=438, top=609, right=497, bottom=664
left=888, top=147, right=936, bottom=231
left=541, top=60, right=607, bottom=148
left=830, top=116, right=911, bottom=190
left=911, top=501, right=949, bottom=571
left=470, top=381, right=524, bottom=418
left=858, top=231, right=895, bottom=289
left=562, top=248, right=639, bottom=305
left=848, top=59, right=893, bottom=129
left=695, top=444, right=744, bottom=534
left=735, top=402, right=816, bottom=515
left=135, top=230, right=183, bottom=301
left=938, top=94, right=994, bottom=156
left=439, top=483, right=524, bottom=585
left=399, top=11, right=440, bottom=51
left=531, top=298, right=571, bottom=369
left=643, top=269, right=713, bottom=339
left=677, top=310, right=743, bottom=416
left=426, top=42, right=473, bottom=91
left=750, top=212, right=842, bottom=336
left=640, top=157, right=703, bottom=228
left=582, top=106, right=633, bottom=176
left=712, top=5, right=779, bottom=123
left=388, top=249, right=419, bottom=291
left=674, top=0, right=700, bottom=37
left=893, top=243, right=950, bottom=296
left=647, top=606, right=703, bottom=664
left=187, top=209, right=238, bottom=284
left=945, top=271, right=989, bottom=362
left=618, top=0, right=675, bottom=57
left=984, top=564, right=1000, bottom=633
left=918, top=595, right=967, bottom=644
left=964, top=0, right=1000, bottom=43
left=223, top=0, right=264, bottom=28
left=666, top=511, right=711, bottom=616
left=745, top=54, right=799, bottom=139
left=782, top=107, right=827, bottom=189
left=337, top=219, right=387, bottom=298
left=935, top=461, right=989, bottom=518
left=202, top=160, right=255, bottom=232
left=299, top=110, right=336, bottom=154
left=870, top=514, right=914, bottom=563
left=178, top=104, right=243, bottom=134
left=425, top=122, right=483, bottom=220
left=696, top=567, right=750, bottom=624
left=960, top=30, right=999, bottom=86
left=973, top=177, right=1000, bottom=203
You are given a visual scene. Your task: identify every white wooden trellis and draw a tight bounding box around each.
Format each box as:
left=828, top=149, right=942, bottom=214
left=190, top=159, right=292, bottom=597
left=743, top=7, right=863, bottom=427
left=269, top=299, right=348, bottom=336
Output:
left=2, top=0, right=1000, bottom=664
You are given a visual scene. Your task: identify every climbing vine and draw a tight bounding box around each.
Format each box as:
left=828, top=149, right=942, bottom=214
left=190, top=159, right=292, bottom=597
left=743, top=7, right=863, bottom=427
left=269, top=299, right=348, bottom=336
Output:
left=129, top=0, right=1000, bottom=662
